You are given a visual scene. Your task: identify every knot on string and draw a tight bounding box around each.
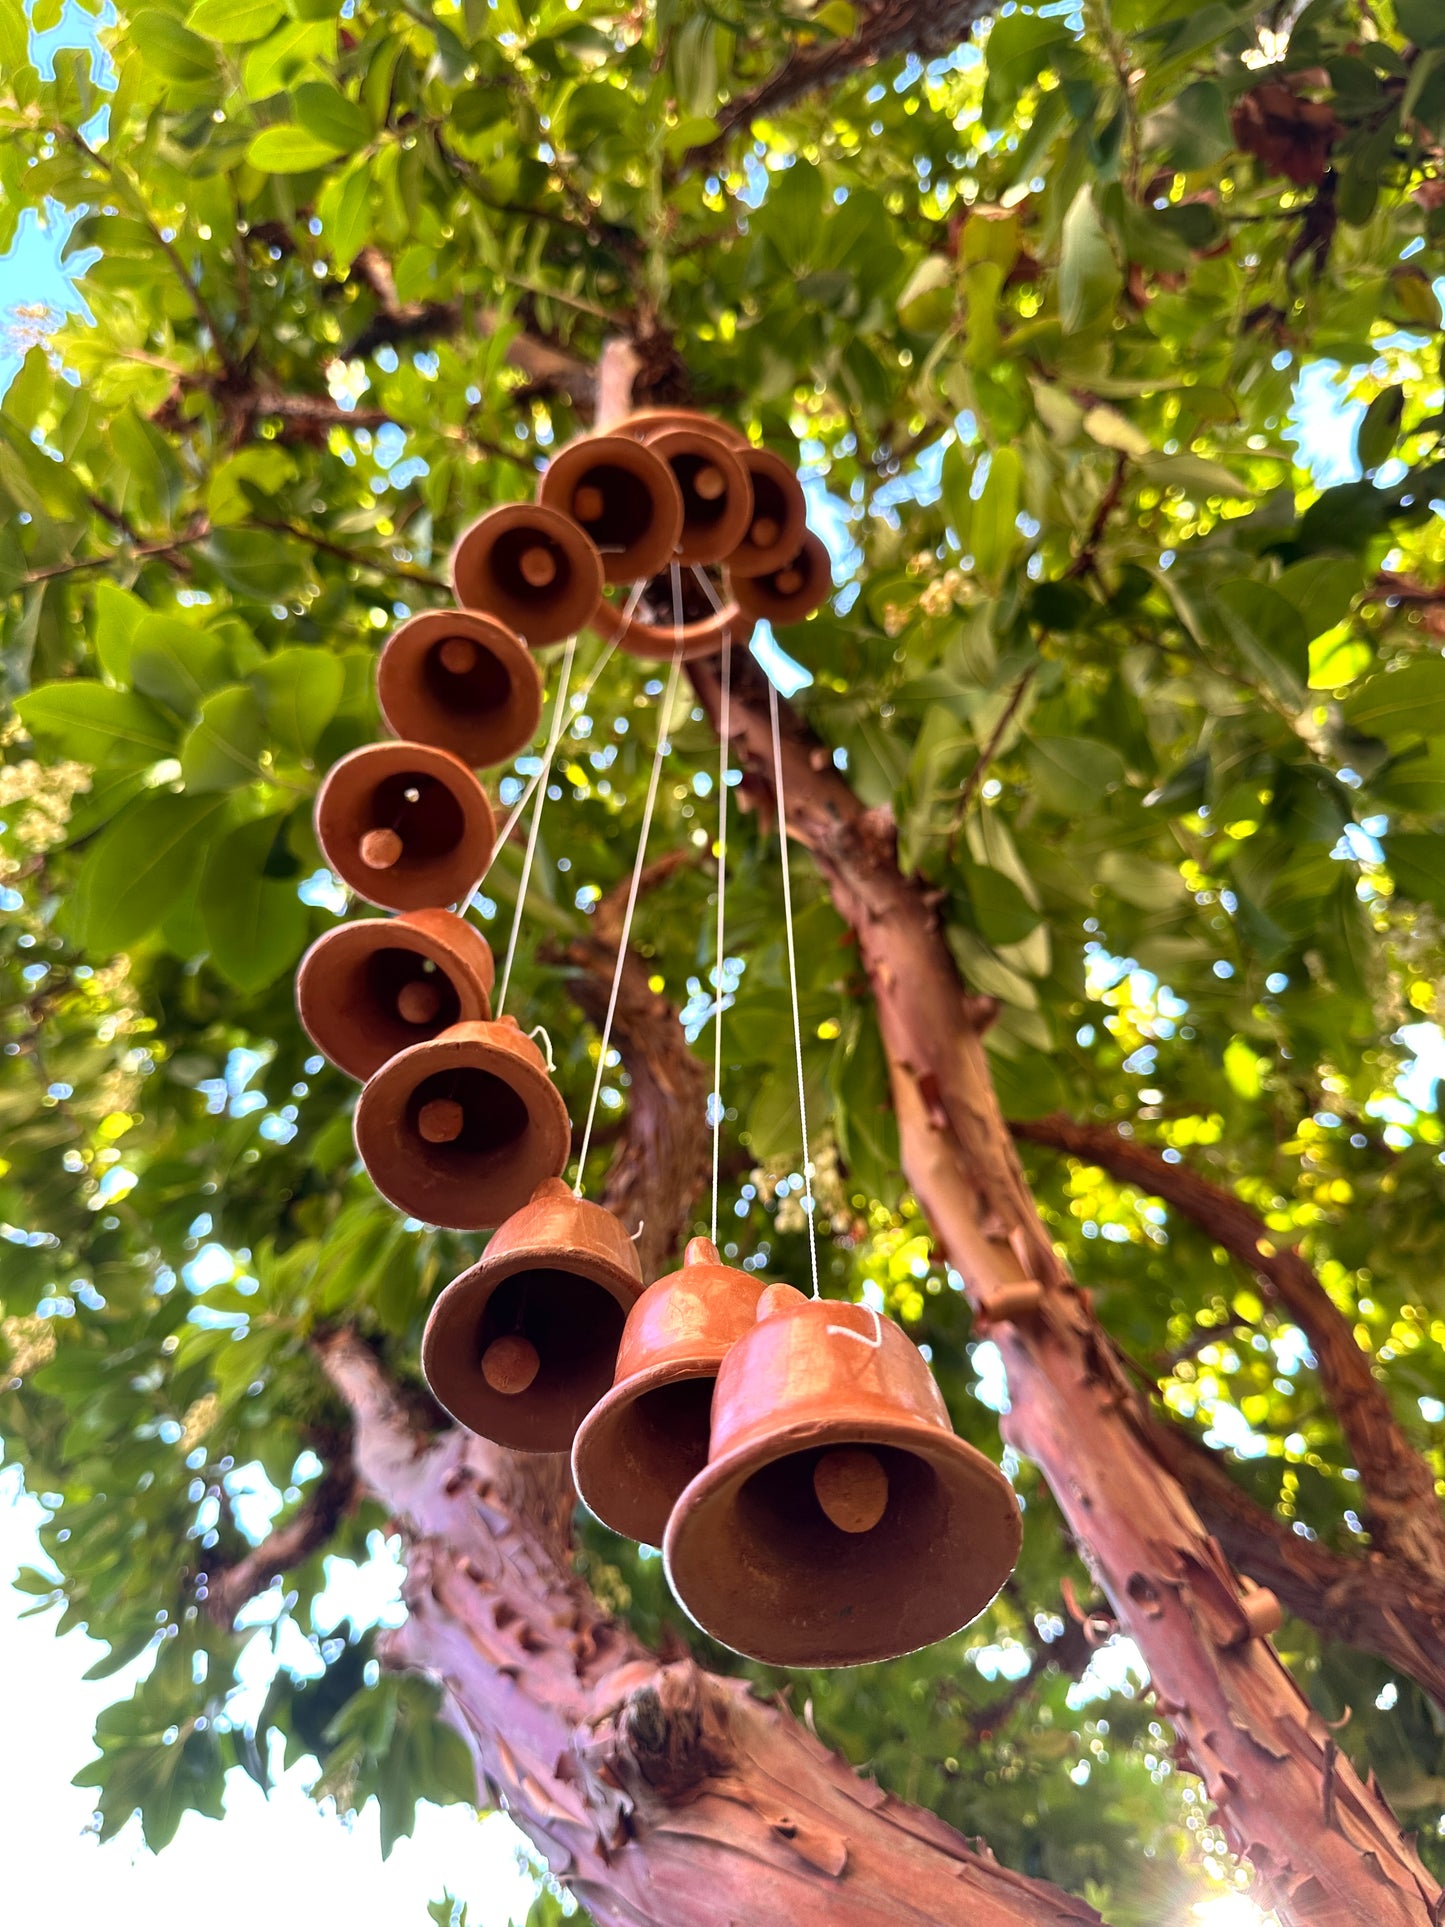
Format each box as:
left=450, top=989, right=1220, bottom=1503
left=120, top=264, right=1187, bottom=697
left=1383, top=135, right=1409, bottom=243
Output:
left=527, top=1025, right=556, bottom=1072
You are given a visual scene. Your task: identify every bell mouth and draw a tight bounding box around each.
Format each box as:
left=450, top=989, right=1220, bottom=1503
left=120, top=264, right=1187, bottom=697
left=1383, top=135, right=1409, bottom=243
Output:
left=589, top=566, right=754, bottom=664
left=731, top=531, right=832, bottom=628
left=355, top=1031, right=571, bottom=1231
left=540, top=438, right=684, bottom=586
left=423, top=1263, right=630, bottom=1454
left=663, top=1418, right=1021, bottom=1668
left=316, top=745, right=495, bottom=913
left=572, top=1367, right=719, bottom=1548
left=643, top=431, right=753, bottom=567
left=727, top=452, right=808, bottom=580
left=377, top=613, right=542, bottom=770
left=450, top=505, right=603, bottom=645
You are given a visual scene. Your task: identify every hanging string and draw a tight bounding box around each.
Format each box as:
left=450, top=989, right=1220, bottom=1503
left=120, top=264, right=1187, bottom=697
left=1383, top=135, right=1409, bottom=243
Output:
left=709, top=630, right=732, bottom=1246
left=574, top=568, right=687, bottom=1195
left=493, top=631, right=578, bottom=1015
left=461, top=586, right=644, bottom=921
left=767, top=675, right=820, bottom=1298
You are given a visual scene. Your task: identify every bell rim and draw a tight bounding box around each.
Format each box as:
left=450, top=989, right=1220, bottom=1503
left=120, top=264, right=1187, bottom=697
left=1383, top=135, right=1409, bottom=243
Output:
left=588, top=592, right=755, bottom=664
left=661, top=1413, right=1022, bottom=1667
left=448, top=502, right=605, bottom=647
left=314, top=740, right=496, bottom=914
left=724, top=448, right=810, bottom=580
left=421, top=1246, right=640, bottom=1449
left=296, top=913, right=494, bottom=1081
left=537, top=435, right=685, bottom=587
left=730, top=530, right=832, bottom=627
left=571, top=1355, right=723, bottom=1547
left=618, top=409, right=750, bottom=448
left=376, top=609, right=543, bottom=769
left=641, top=429, right=754, bottom=567
left=354, top=1024, right=571, bottom=1232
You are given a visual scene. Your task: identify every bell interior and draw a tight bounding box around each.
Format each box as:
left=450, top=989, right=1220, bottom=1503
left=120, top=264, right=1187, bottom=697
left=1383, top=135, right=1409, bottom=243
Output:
left=405, top=1065, right=531, bottom=1166
left=571, top=463, right=654, bottom=550
left=636, top=567, right=717, bottom=627
left=358, top=948, right=461, bottom=1053
left=671, top=453, right=733, bottom=534
left=601, top=1374, right=717, bottom=1538
left=475, top=1266, right=628, bottom=1441
left=689, top=1442, right=958, bottom=1662
left=423, top=637, right=513, bottom=719
left=369, top=770, right=465, bottom=864
left=747, top=469, right=788, bottom=539
left=489, top=525, right=570, bottom=605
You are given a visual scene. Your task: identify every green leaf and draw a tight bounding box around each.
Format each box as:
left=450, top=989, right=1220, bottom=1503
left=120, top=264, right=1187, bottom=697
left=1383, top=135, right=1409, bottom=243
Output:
left=971, top=447, right=1023, bottom=582
left=1385, top=833, right=1445, bottom=915
left=983, top=11, right=1072, bottom=124
left=246, top=125, right=344, bottom=173
left=1275, top=556, right=1364, bottom=639
left=180, top=685, right=266, bottom=791
left=130, top=8, right=219, bottom=82
left=962, top=861, right=1041, bottom=946
left=317, top=154, right=376, bottom=274
left=91, top=580, right=148, bottom=685
left=69, top=791, right=229, bottom=951
left=185, top=0, right=284, bottom=39
left=200, top=814, right=309, bottom=992
left=251, top=647, right=344, bottom=757
left=294, top=80, right=370, bottom=154
left=1138, top=452, right=1252, bottom=500
left=1345, top=659, right=1445, bottom=746
left=1026, top=734, right=1127, bottom=814
left=130, top=615, right=230, bottom=718
left=1356, top=385, right=1404, bottom=474
left=1214, top=579, right=1310, bottom=705
left=1397, top=0, right=1445, bottom=48
left=1058, top=188, right=1120, bottom=334
left=16, top=682, right=177, bottom=766
left=1140, top=78, right=1234, bottom=170
left=205, top=528, right=306, bottom=598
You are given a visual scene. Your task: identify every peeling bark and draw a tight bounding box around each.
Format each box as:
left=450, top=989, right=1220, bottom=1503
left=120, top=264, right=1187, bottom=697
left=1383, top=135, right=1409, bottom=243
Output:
left=320, top=1330, right=1105, bottom=1927
left=1012, top=1114, right=1445, bottom=1578
left=689, top=646, right=1443, bottom=1926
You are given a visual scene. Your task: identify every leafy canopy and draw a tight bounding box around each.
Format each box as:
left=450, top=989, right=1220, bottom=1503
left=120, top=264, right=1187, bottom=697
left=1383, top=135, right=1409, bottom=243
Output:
left=2, top=0, right=1445, bottom=1917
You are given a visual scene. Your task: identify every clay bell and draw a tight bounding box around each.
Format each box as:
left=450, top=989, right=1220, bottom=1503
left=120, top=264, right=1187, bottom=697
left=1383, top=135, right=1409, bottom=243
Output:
left=663, top=1289, right=1022, bottom=1667
left=377, top=610, right=543, bottom=769
left=727, top=449, right=809, bottom=580
left=731, top=531, right=832, bottom=628
left=421, top=1177, right=644, bottom=1453
left=538, top=435, right=684, bottom=586
left=295, top=909, right=494, bottom=1082
left=588, top=566, right=756, bottom=665
left=639, top=425, right=753, bottom=568
left=353, top=1016, right=571, bottom=1231
left=619, top=409, right=749, bottom=447
left=451, top=503, right=604, bottom=645
left=571, top=1237, right=766, bottom=1546
left=315, top=742, right=495, bottom=912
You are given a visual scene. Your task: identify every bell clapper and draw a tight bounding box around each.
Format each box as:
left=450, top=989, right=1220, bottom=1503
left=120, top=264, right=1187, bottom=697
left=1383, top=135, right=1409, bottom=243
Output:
left=438, top=635, right=479, bottom=675
left=573, top=484, right=605, bottom=524
left=397, top=978, right=444, bottom=1026
left=360, top=827, right=403, bottom=870
left=750, top=515, right=779, bottom=548
left=693, top=464, right=725, bottom=502
left=418, top=1097, right=465, bottom=1144
left=519, top=546, right=558, bottom=588
left=813, top=1446, right=889, bottom=1534
left=775, top=567, right=804, bottom=595
left=481, top=1333, right=541, bottom=1396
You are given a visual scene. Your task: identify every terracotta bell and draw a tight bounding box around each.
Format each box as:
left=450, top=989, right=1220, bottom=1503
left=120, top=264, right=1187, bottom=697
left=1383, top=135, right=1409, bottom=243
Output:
left=730, top=530, right=832, bottom=628
left=353, top=1016, right=571, bottom=1231
left=295, top=909, right=494, bottom=1082
left=588, top=566, right=756, bottom=664
left=451, top=503, right=604, bottom=646
left=663, top=1288, right=1022, bottom=1668
left=639, top=425, right=754, bottom=568
left=537, top=435, right=684, bottom=586
left=377, top=610, right=543, bottom=769
left=421, top=1177, right=644, bottom=1452
left=727, top=449, right=809, bottom=580
left=571, top=1237, right=767, bottom=1546
left=314, top=742, right=495, bottom=913
left=619, top=409, right=749, bottom=448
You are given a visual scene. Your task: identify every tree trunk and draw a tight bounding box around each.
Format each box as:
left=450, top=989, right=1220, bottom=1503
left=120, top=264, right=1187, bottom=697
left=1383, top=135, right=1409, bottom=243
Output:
left=689, top=646, right=1443, bottom=1926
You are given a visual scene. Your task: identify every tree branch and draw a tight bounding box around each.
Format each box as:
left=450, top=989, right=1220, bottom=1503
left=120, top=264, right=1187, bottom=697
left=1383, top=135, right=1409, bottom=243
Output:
left=1011, top=1113, right=1445, bottom=1578
left=681, top=1, right=992, bottom=175
left=203, top=1442, right=358, bottom=1631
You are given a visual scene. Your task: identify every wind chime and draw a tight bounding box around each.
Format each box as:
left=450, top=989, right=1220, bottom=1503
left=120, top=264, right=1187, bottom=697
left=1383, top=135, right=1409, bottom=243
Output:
left=295, top=407, right=1021, bottom=1667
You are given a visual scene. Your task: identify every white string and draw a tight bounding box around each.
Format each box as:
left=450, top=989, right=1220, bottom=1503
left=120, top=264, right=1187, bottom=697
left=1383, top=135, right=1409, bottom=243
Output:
left=709, top=630, right=731, bottom=1246
left=574, top=572, right=687, bottom=1195
left=768, top=674, right=819, bottom=1298
left=494, top=632, right=577, bottom=1015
